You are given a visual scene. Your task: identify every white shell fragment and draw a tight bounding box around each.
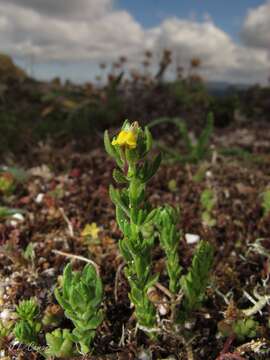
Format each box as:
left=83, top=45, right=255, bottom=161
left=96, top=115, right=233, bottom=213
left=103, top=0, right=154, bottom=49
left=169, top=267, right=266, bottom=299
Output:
left=185, top=233, right=200, bottom=244
left=0, top=309, right=11, bottom=321
left=35, top=193, right=44, bottom=204
left=0, top=308, right=16, bottom=325
left=12, top=213, right=24, bottom=221
left=10, top=213, right=25, bottom=227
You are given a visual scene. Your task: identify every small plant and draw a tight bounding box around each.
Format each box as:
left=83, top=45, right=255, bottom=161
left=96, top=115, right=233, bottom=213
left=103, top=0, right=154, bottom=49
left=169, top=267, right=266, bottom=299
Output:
left=218, top=301, right=259, bottom=341
left=0, top=166, right=28, bottom=195
left=15, top=298, right=39, bottom=321
left=22, top=242, right=36, bottom=266
left=148, top=112, right=214, bottom=164
left=0, top=320, right=12, bottom=347
left=81, top=222, right=101, bottom=245
left=233, top=318, right=259, bottom=340
left=13, top=298, right=41, bottom=345
left=156, top=205, right=182, bottom=294
left=261, top=189, right=270, bottom=217
left=200, top=188, right=216, bottom=227
left=0, top=173, right=14, bottom=195
left=45, top=328, right=75, bottom=358
left=13, top=321, right=39, bottom=345
left=54, top=263, right=103, bottom=354
left=179, top=241, right=213, bottom=317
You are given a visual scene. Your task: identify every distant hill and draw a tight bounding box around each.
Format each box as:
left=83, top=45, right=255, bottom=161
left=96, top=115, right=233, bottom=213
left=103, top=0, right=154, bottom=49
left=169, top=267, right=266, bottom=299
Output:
left=206, top=81, right=250, bottom=96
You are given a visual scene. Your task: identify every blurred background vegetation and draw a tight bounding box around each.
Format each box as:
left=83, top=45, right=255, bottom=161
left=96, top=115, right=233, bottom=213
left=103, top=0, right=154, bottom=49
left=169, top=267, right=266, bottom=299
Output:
left=0, top=50, right=269, bottom=157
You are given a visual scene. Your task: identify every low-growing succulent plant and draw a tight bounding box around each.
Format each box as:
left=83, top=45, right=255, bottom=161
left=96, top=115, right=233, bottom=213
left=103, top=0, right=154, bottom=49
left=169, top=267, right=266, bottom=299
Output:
left=218, top=301, right=259, bottom=342
left=54, top=263, right=104, bottom=354
left=45, top=328, right=75, bottom=358
left=233, top=318, right=259, bottom=341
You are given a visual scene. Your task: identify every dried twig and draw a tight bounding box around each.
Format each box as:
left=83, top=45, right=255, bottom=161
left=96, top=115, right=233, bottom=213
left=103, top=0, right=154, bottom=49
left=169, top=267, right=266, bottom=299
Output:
left=155, top=282, right=174, bottom=299
left=114, top=262, right=125, bottom=302
left=52, top=249, right=100, bottom=275
left=59, top=207, right=74, bottom=237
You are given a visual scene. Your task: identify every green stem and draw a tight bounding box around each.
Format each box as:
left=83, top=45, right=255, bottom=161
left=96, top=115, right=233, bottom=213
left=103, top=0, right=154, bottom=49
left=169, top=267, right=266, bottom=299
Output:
left=126, top=163, right=156, bottom=331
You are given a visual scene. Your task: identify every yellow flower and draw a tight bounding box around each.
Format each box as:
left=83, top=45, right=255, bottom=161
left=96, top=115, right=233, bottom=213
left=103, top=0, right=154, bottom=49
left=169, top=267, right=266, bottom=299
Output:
left=112, top=129, right=137, bottom=149
left=81, top=223, right=100, bottom=238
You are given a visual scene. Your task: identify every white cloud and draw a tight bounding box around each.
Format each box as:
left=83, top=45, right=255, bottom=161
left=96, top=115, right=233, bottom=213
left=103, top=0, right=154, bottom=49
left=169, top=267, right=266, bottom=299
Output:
left=152, top=17, right=270, bottom=83
left=241, top=0, right=270, bottom=49
left=152, top=19, right=235, bottom=68
left=0, top=0, right=269, bottom=84
left=0, top=0, right=112, bottom=20
left=0, top=2, right=146, bottom=62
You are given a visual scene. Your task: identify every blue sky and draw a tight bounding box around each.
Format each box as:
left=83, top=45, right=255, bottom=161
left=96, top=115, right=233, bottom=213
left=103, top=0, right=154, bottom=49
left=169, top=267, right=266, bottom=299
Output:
left=117, top=0, right=265, bottom=39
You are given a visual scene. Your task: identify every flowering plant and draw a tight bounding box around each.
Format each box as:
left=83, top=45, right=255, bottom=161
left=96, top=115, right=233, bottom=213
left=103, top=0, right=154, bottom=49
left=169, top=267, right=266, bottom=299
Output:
left=105, top=120, right=214, bottom=333
left=105, top=120, right=161, bottom=332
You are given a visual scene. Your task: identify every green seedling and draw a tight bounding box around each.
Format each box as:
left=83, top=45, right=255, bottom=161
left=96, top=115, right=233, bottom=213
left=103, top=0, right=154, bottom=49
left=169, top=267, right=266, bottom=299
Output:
left=0, top=175, right=14, bottom=195
left=156, top=205, right=182, bottom=294
left=15, top=298, right=39, bottom=321
left=218, top=301, right=259, bottom=342
left=13, top=320, right=39, bottom=345
left=192, top=163, right=209, bottom=183
left=55, top=263, right=103, bottom=354
left=0, top=320, right=12, bottom=347
left=200, top=188, right=216, bottom=227
left=167, top=179, right=178, bottom=192
left=148, top=112, right=214, bottom=164
left=13, top=298, right=41, bottom=345
left=0, top=166, right=27, bottom=195
left=233, top=318, right=259, bottom=341
left=22, top=242, right=36, bottom=266
left=179, top=241, right=214, bottom=318
left=261, top=189, right=270, bottom=217
left=45, top=328, right=75, bottom=358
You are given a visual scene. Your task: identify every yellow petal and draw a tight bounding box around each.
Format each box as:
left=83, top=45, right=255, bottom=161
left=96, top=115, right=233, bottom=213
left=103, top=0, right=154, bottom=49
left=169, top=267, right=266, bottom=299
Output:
left=111, top=130, right=137, bottom=149
left=81, top=223, right=100, bottom=238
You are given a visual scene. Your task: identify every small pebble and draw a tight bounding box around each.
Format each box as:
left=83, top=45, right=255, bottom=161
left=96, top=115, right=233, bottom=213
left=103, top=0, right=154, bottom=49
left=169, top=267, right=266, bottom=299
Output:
left=185, top=233, right=200, bottom=244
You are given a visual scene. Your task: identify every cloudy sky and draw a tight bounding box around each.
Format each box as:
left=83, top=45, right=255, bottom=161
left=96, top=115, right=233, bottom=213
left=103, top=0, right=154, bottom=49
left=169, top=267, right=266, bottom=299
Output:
left=0, top=0, right=269, bottom=84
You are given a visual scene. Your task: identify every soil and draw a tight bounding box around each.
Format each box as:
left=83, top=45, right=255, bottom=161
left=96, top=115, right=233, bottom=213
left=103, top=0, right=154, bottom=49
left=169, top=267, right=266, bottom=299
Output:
left=1, top=123, right=270, bottom=360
